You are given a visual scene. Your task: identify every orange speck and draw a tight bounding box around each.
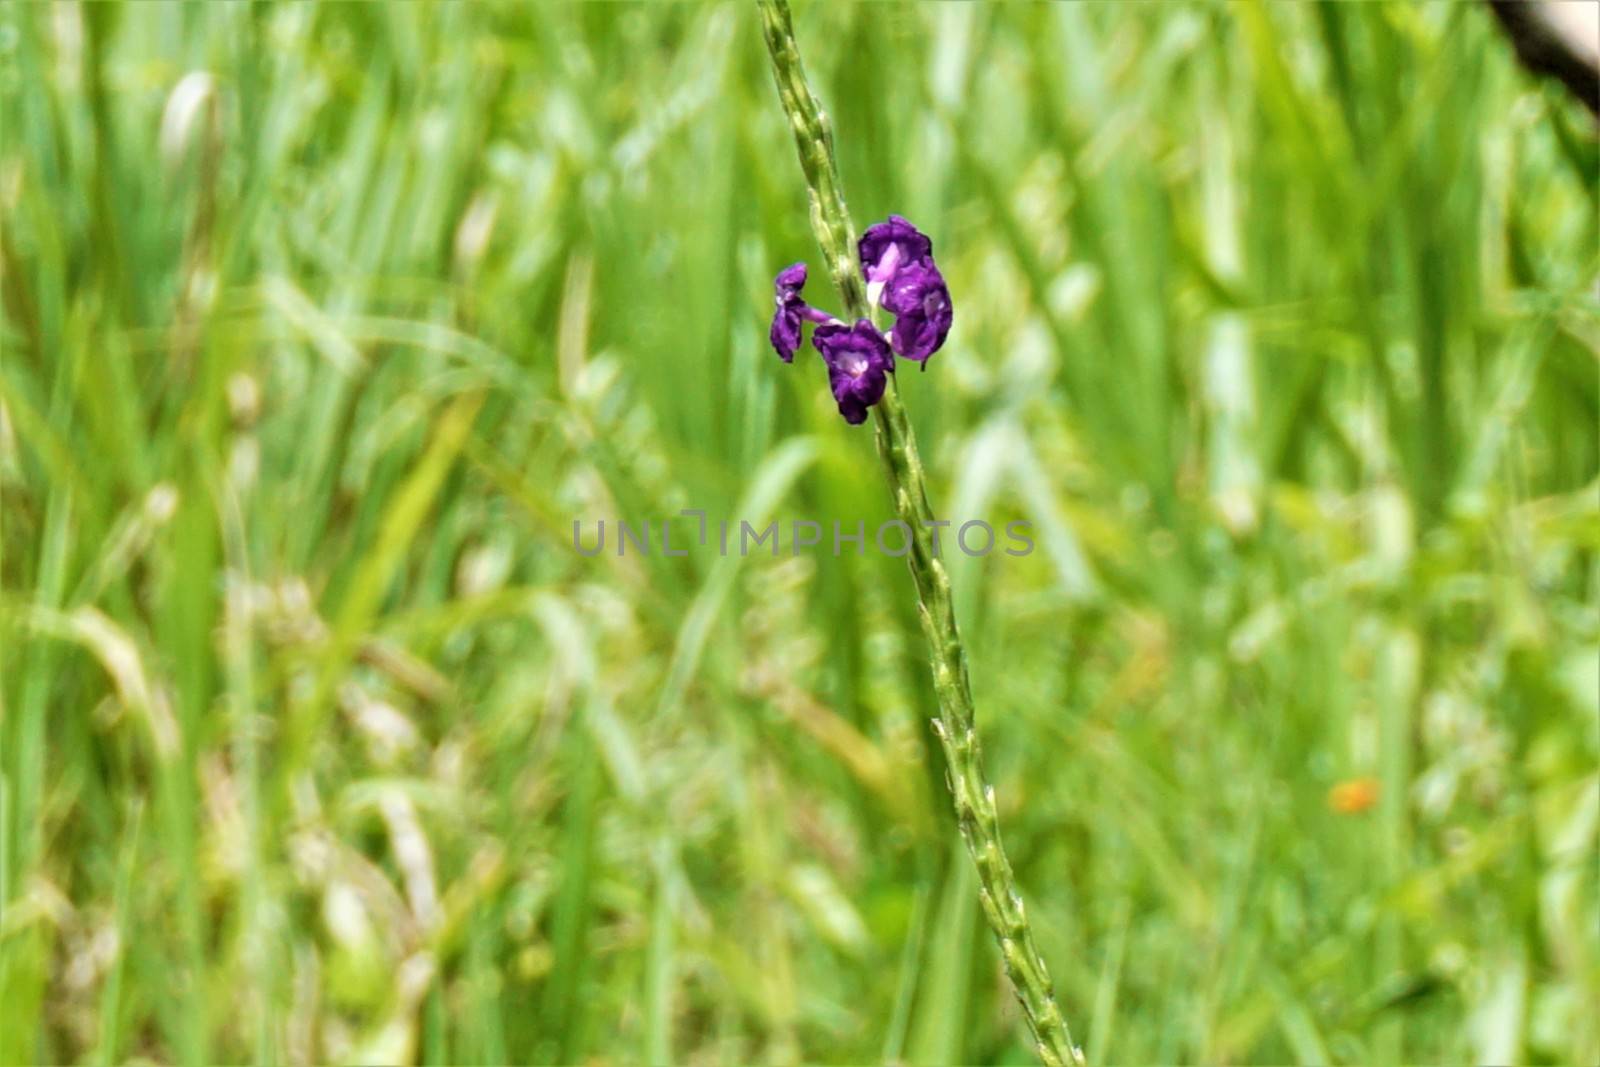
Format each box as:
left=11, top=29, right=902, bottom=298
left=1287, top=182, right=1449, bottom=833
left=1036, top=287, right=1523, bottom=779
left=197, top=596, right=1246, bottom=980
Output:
left=1328, top=777, right=1380, bottom=814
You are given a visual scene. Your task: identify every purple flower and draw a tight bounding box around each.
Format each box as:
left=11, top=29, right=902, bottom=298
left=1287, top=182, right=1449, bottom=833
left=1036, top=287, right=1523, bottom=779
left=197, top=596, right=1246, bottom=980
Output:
left=770, top=261, right=835, bottom=362
left=770, top=262, right=809, bottom=362
left=881, top=261, right=952, bottom=362
left=769, top=217, right=949, bottom=423
left=859, top=215, right=952, bottom=363
left=813, top=319, right=894, bottom=425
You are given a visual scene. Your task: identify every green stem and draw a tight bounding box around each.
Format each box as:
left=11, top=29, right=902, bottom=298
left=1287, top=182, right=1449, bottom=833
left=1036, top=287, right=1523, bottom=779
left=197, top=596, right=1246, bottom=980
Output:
left=757, top=4, right=1081, bottom=1064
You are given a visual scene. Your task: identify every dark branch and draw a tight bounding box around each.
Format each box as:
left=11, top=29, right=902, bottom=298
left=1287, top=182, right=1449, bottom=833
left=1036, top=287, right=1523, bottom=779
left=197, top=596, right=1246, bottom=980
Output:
left=1487, top=1, right=1600, bottom=117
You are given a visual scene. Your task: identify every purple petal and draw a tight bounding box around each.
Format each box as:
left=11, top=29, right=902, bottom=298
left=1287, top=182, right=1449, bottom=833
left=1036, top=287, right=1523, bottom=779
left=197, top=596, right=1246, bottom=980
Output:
left=770, top=307, right=803, bottom=362
left=775, top=261, right=808, bottom=299
left=859, top=215, right=934, bottom=283
left=882, top=263, right=952, bottom=362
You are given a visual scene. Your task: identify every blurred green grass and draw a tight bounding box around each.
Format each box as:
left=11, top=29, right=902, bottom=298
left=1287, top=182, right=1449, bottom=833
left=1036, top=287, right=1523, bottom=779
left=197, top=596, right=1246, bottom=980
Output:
left=1, top=2, right=1596, bottom=1063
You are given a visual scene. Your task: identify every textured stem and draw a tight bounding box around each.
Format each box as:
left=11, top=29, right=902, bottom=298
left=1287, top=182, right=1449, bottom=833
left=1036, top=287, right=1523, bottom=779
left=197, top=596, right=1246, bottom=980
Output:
left=757, top=4, right=1082, bottom=1064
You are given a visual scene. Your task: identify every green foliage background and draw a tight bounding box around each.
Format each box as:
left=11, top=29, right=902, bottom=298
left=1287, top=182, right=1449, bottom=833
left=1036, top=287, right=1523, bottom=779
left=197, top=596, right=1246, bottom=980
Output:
left=1, top=2, right=1596, bottom=1063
